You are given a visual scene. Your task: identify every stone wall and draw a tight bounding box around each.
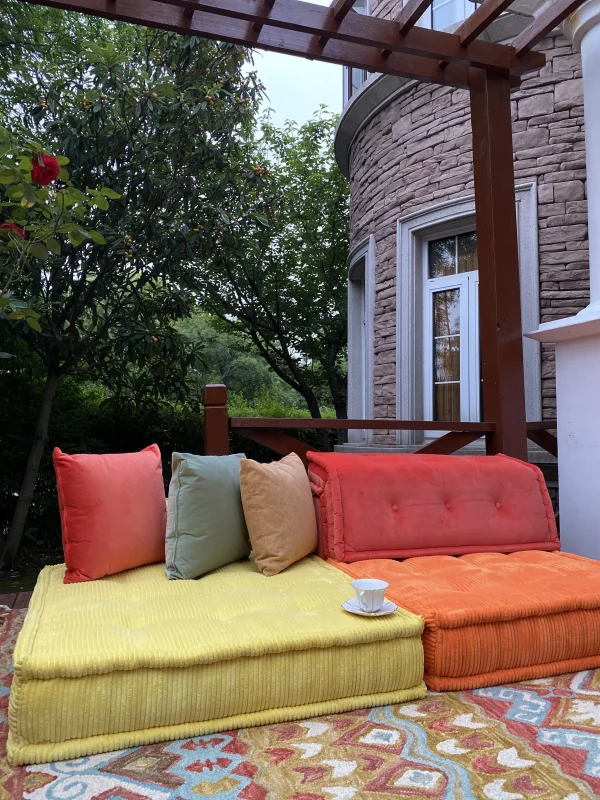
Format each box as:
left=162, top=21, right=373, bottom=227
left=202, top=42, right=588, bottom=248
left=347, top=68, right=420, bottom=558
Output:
left=346, top=32, right=589, bottom=443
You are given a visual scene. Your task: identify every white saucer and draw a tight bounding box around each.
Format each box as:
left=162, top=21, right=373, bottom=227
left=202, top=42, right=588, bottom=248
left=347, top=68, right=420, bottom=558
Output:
left=342, top=599, right=398, bottom=617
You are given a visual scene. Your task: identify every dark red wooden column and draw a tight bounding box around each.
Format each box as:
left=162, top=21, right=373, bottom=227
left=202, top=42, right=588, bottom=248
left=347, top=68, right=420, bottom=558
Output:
left=469, top=68, right=528, bottom=460
left=203, top=384, right=230, bottom=455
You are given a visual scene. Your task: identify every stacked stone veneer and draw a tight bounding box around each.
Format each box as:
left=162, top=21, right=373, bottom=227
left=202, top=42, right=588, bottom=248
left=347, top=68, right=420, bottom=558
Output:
left=346, top=28, right=588, bottom=443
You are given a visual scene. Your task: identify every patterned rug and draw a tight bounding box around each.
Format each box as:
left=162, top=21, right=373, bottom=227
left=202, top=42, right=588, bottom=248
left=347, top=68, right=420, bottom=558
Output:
left=0, top=609, right=599, bottom=799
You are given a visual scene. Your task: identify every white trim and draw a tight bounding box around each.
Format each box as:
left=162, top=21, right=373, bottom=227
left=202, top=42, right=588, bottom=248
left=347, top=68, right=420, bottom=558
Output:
left=347, top=235, right=375, bottom=444
left=395, top=183, right=541, bottom=445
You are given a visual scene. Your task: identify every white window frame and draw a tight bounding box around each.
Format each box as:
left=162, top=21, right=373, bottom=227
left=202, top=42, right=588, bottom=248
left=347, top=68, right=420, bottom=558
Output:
left=395, top=183, right=540, bottom=446
left=347, top=235, right=375, bottom=444
left=343, top=0, right=370, bottom=105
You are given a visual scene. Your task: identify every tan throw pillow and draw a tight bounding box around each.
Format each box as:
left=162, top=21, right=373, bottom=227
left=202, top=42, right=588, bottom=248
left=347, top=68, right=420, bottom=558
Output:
left=240, top=453, right=318, bottom=576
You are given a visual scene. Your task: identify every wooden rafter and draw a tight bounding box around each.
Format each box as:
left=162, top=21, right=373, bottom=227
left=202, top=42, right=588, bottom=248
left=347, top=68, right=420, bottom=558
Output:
left=456, top=0, right=514, bottom=47
left=513, top=0, right=584, bottom=55
left=97, top=0, right=545, bottom=75
left=20, top=0, right=475, bottom=87
left=332, top=0, right=356, bottom=21
left=172, top=0, right=545, bottom=73
left=395, top=0, right=433, bottom=35
left=319, top=0, right=357, bottom=50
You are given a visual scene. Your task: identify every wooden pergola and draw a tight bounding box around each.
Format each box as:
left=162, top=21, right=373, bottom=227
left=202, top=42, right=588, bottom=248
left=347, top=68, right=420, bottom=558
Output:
left=19, top=0, right=585, bottom=460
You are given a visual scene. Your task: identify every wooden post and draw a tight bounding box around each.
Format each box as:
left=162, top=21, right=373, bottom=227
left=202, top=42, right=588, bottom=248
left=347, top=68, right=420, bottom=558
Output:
left=203, top=384, right=230, bottom=455
left=469, top=68, right=528, bottom=460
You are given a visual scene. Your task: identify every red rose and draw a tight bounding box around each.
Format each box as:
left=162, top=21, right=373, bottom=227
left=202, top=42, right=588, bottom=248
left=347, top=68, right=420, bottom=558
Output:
left=0, top=221, right=26, bottom=239
left=31, top=153, right=60, bottom=186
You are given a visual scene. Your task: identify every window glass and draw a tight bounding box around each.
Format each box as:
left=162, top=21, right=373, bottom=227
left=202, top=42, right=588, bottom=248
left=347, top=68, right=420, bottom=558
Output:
left=433, top=288, right=460, bottom=336
left=418, top=0, right=479, bottom=30
left=351, top=68, right=366, bottom=93
left=434, top=336, right=460, bottom=382
left=435, top=383, right=461, bottom=421
left=457, top=232, right=478, bottom=273
left=432, top=289, right=461, bottom=421
left=429, top=237, right=456, bottom=278
left=433, top=0, right=466, bottom=30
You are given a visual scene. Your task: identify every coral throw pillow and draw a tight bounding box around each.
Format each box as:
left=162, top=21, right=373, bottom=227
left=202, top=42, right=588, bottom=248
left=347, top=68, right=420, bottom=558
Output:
left=53, top=445, right=167, bottom=584
left=240, top=453, right=318, bottom=576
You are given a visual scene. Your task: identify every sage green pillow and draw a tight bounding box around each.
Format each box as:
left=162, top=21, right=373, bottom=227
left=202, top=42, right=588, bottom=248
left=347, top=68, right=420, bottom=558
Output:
left=166, top=452, right=249, bottom=580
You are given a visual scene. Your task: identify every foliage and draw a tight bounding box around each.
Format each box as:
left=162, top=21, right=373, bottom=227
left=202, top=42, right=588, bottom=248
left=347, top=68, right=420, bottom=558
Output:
left=178, top=313, right=306, bottom=410
left=0, top=14, right=265, bottom=566
left=0, top=126, right=115, bottom=356
left=197, top=112, right=350, bottom=421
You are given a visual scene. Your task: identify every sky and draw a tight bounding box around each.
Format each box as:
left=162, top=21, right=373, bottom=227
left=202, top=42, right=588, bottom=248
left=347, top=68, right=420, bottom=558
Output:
left=250, top=0, right=343, bottom=127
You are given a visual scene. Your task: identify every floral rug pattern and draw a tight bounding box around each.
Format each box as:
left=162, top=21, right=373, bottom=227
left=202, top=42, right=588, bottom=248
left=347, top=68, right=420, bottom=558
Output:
left=0, top=609, right=599, bottom=799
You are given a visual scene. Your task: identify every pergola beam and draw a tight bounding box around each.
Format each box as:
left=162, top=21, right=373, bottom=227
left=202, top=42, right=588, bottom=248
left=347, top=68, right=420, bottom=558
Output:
left=152, top=0, right=544, bottom=74
left=456, top=0, right=514, bottom=47
left=21, top=0, right=474, bottom=87
left=332, top=0, right=356, bottom=21
left=395, top=0, right=433, bottom=35
left=513, top=0, right=583, bottom=55
left=319, top=0, right=356, bottom=50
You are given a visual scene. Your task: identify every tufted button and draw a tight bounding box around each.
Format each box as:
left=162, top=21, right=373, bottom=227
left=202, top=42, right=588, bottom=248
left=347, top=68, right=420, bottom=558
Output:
left=392, top=504, right=398, bottom=512
left=495, top=502, right=501, bottom=509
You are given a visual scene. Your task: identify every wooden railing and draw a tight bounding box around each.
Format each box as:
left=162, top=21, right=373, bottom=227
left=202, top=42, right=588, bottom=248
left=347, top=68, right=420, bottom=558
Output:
left=203, top=384, right=557, bottom=462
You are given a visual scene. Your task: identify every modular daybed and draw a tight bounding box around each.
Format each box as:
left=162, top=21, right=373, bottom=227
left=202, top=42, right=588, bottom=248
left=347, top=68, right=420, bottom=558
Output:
left=8, top=555, right=425, bottom=765
left=309, top=452, right=600, bottom=691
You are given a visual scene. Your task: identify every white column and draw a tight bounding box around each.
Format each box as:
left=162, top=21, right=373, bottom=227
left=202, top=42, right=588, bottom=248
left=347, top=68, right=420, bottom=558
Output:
left=564, top=0, right=600, bottom=319
left=526, top=0, right=600, bottom=559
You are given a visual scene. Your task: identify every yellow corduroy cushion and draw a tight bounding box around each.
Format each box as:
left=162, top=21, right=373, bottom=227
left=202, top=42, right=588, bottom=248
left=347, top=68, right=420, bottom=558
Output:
left=8, top=556, right=425, bottom=765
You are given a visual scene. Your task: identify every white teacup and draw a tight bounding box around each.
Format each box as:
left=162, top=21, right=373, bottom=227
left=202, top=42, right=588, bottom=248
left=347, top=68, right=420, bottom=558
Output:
left=351, top=578, right=389, bottom=613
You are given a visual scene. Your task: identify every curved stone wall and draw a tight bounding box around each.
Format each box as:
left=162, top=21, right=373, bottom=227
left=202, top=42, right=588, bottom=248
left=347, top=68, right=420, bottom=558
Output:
left=340, top=32, right=588, bottom=440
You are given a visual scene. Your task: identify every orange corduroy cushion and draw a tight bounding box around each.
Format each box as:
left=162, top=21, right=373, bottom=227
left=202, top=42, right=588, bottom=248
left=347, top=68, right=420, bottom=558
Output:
left=53, top=445, right=167, bottom=584
left=308, top=452, right=558, bottom=561
left=332, top=551, right=600, bottom=690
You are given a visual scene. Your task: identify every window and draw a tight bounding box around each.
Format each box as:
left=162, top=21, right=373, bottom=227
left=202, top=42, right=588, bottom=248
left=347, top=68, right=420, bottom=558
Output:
left=418, top=0, right=479, bottom=30
left=423, top=232, right=480, bottom=425
left=343, top=1, right=369, bottom=105
left=395, top=186, right=541, bottom=447
left=348, top=238, right=375, bottom=443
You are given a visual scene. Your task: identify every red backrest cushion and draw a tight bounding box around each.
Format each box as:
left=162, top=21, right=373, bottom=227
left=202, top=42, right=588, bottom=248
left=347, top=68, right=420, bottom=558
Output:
left=53, top=445, right=167, bottom=583
left=307, top=452, right=559, bottom=562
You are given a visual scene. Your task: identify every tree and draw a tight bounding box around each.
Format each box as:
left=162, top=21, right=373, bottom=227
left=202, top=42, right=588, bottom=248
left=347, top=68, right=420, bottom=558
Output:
left=0, top=126, right=112, bottom=353
left=197, top=112, right=350, bottom=427
left=1, top=15, right=264, bottom=566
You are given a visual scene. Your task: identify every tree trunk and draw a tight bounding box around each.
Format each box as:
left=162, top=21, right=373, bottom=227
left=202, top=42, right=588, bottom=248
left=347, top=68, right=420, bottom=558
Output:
left=305, top=390, right=331, bottom=452
left=2, top=368, right=60, bottom=570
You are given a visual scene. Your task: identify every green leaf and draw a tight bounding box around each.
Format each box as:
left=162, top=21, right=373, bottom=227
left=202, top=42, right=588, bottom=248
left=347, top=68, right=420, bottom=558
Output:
left=0, top=351, right=14, bottom=358
left=26, top=316, right=42, bottom=332
left=0, top=169, right=16, bottom=184
left=22, top=183, right=37, bottom=205
left=100, top=187, right=121, bottom=199
left=68, top=230, right=86, bottom=246
left=29, top=242, right=49, bottom=260
left=54, top=156, right=70, bottom=165
left=18, top=157, right=33, bottom=173
left=58, top=167, right=70, bottom=181
left=93, top=195, right=109, bottom=211
left=46, top=238, right=61, bottom=255
left=89, top=230, right=106, bottom=245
